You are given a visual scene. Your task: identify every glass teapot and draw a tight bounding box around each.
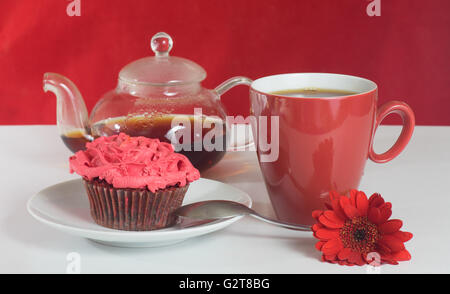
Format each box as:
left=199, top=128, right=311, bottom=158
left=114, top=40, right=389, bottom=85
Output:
left=43, top=32, right=252, bottom=171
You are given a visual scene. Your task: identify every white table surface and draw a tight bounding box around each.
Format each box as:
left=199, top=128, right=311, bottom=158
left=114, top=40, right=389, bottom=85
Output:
left=0, top=125, right=449, bottom=274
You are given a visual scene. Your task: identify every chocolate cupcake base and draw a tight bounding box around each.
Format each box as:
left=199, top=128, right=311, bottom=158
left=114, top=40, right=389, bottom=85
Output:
left=83, top=179, right=188, bottom=231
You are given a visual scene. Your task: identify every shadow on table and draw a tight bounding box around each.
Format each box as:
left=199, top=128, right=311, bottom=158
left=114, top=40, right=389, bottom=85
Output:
left=227, top=228, right=318, bottom=260
left=85, top=231, right=218, bottom=252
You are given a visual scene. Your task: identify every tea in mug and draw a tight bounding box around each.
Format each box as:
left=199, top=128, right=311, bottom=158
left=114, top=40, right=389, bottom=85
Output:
left=271, top=88, right=358, bottom=98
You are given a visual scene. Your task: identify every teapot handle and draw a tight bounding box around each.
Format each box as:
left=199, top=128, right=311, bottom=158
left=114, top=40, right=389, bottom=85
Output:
left=215, top=76, right=254, bottom=151
left=215, top=76, right=253, bottom=96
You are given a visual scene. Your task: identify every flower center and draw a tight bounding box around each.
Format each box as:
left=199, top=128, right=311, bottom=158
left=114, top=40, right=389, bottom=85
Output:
left=340, top=217, right=379, bottom=254
left=354, top=228, right=366, bottom=241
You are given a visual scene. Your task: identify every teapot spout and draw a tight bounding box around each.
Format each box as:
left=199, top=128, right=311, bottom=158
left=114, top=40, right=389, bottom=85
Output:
left=43, top=73, right=92, bottom=150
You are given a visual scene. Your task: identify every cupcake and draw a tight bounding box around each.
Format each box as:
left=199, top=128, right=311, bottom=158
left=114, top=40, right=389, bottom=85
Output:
left=69, top=133, right=200, bottom=231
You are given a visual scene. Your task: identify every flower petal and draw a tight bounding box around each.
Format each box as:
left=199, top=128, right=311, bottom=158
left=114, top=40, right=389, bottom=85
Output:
left=379, top=235, right=405, bottom=252
left=311, top=223, right=323, bottom=233
left=319, top=214, right=341, bottom=229
left=312, top=223, right=320, bottom=232
left=337, top=247, right=353, bottom=260
left=323, top=211, right=345, bottom=227
left=378, top=202, right=393, bottom=224
left=356, top=191, right=369, bottom=216
left=342, top=204, right=360, bottom=219
left=368, top=207, right=381, bottom=224
left=340, top=195, right=361, bottom=218
left=376, top=242, right=392, bottom=255
left=312, top=210, right=323, bottom=221
left=315, top=241, right=326, bottom=251
left=380, top=254, right=399, bottom=265
left=323, top=254, right=337, bottom=261
left=347, top=250, right=364, bottom=265
left=315, top=228, right=340, bottom=240
left=391, top=231, right=413, bottom=243
left=330, top=199, right=347, bottom=221
left=321, top=239, right=343, bottom=255
left=392, top=249, right=411, bottom=261
left=339, top=195, right=351, bottom=209
left=369, top=193, right=385, bottom=208
left=378, top=219, right=403, bottom=234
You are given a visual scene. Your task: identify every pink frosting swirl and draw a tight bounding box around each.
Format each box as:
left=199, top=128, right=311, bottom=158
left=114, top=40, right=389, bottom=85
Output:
left=69, top=133, right=200, bottom=192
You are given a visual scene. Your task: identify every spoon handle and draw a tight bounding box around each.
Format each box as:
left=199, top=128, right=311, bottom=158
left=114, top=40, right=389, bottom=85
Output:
left=250, top=213, right=312, bottom=231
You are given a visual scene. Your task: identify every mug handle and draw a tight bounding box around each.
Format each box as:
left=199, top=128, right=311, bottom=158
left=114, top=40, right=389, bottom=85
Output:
left=369, top=101, right=415, bottom=163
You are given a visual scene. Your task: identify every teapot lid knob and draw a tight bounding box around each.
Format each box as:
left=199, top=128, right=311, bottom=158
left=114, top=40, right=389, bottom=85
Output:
left=151, top=32, right=173, bottom=57
left=119, top=31, right=206, bottom=85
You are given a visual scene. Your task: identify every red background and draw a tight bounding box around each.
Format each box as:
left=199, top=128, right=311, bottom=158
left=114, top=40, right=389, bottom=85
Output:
left=0, top=0, right=449, bottom=125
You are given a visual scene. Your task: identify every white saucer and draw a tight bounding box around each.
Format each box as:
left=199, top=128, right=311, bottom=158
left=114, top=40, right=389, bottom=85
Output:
left=27, top=178, right=252, bottom=247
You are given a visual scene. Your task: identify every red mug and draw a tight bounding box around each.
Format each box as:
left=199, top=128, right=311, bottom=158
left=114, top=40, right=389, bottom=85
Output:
left=249, top=73, right=415, bottom=225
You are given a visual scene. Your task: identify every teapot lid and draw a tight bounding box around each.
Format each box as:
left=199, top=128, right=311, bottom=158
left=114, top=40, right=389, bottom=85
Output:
left=119, top=32, right=207, bottom=85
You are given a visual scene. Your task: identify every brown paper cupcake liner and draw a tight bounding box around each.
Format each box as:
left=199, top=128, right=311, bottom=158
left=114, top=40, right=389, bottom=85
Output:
left=83, top=179, right=188, bottom=231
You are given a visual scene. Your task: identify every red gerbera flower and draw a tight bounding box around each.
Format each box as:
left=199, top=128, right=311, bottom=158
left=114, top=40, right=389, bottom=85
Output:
left=312, top=190, right=413, bottom=266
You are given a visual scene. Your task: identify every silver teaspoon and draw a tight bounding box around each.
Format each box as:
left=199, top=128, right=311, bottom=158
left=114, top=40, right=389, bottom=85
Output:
left=173, top=200, right=311, bottom=231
